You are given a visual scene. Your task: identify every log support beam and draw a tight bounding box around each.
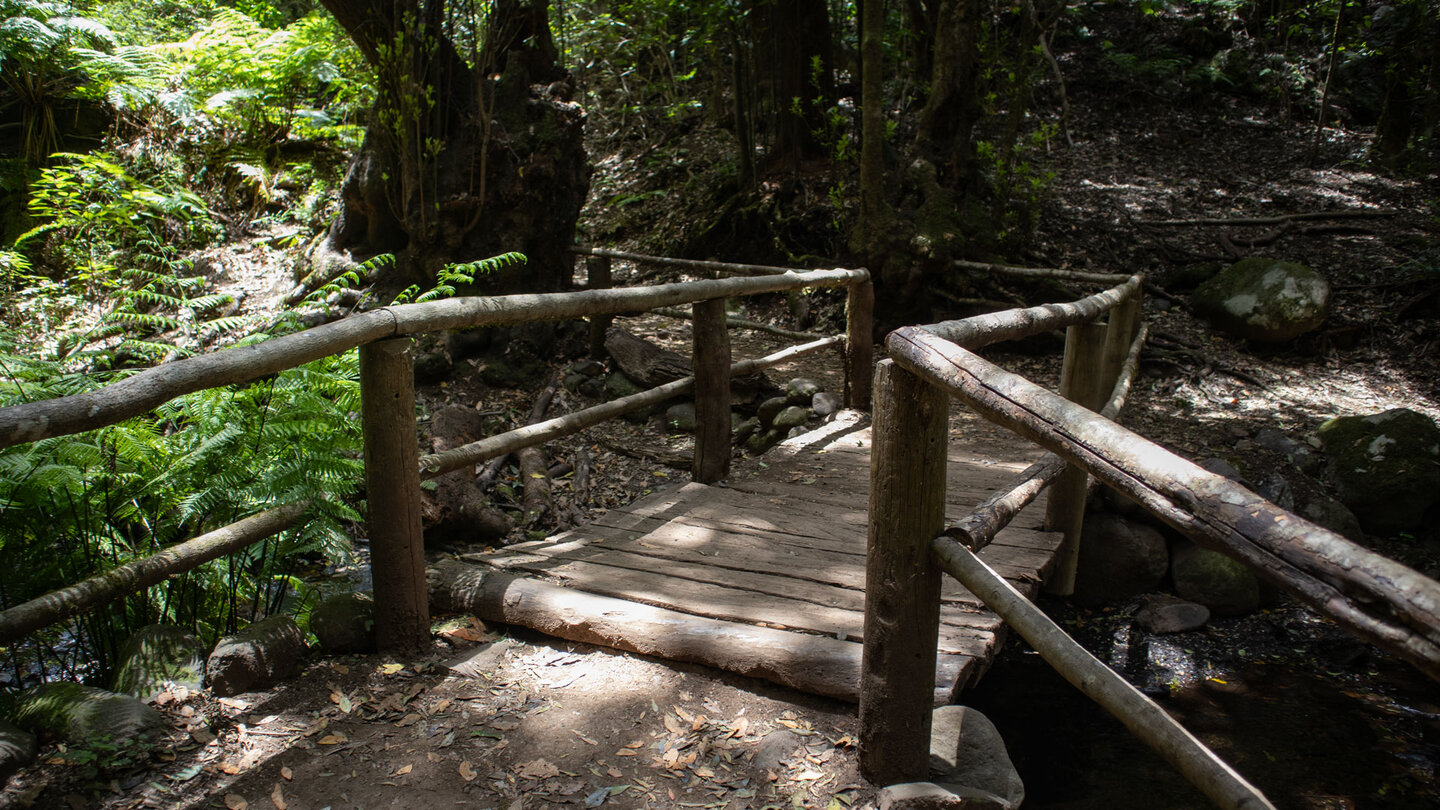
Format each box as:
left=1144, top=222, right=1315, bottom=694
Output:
left=1046, top=322, right=1107, bottom=595
left=360, top=337, right=429, bottom=652
left=859, top=360, right=947, bottom=785
left=587, top=255, right=613, bottom=360
left=846, top=280, right=875, bottom=410
left=692, top=298, right=732, bottom=483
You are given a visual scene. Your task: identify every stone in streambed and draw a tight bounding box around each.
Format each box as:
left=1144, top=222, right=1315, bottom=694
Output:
left=206, top=615, right=305, bottom=697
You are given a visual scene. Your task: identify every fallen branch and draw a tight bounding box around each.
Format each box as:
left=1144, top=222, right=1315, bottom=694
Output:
left=518, top=372, right=562, bottom=528
left=953, top=259, right=1131, bottom=284
left=652, top=307, right=821, bottom=342
left=1140, top=210, right=1393, bottom=227
left=597, top=438, right=693, bottom=471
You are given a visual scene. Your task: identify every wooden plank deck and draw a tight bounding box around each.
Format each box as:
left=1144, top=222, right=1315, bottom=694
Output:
left=454, top=415, right=1063, bottom=704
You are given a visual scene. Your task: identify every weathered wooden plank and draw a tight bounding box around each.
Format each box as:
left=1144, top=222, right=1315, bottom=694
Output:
left=470, top=551, right=996, bottom=656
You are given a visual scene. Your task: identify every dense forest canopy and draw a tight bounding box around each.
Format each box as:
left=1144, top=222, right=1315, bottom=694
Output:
left=0, top=0, right=1437, bottom=688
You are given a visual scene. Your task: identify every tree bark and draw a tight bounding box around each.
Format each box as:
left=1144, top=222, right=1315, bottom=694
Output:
left=317, top=0, right=589, bottom=293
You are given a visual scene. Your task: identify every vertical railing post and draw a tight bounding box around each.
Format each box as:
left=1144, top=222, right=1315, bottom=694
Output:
left=587, top=255, right=613, bottom=360
left=360, top=337, right=429, bottom=652
left=845, top=278, right=875, bottom=410
left=692, top=298, right=731, bottom=484
left=1100, top=291, right=1142, bottom=399
left=860, top=359, right=947, bottom=785
left=1045, top=321, right=1108, bottom=595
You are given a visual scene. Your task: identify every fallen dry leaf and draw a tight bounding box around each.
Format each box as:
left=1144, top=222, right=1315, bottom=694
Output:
left=379, top=663, right=406, bottom=675
left=396, top=713, right=423, bottom=728
left=219, top=763, right=241, bottom=776
left=318, top=733, right=347, bottom=745
left=459, top=760, right=477, bottom=782
left=663, top=715, right=683, bottom=734
left=270, top=783, right=287, bottom=810
left=623, top=740, right=645, bottom=749
left=572, top=730, right=598, bottom=746
left=691, top=714, right=706, bottom=731
left=394, top=764, right=413, bottom=776
left=516, top=758, right=559, bottom=780
left=224, top=795, right=247, bottom=810
left=280, top=766, right=292, bottom=781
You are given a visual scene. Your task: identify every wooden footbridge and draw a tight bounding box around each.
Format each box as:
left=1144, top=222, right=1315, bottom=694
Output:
left=3, top=247, right=1439, bottom=810
left=436, top=413, right=1062, bottom=705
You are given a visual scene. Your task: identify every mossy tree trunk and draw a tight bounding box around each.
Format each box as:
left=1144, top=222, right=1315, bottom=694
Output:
left=318, top=0, right=590, bottom=294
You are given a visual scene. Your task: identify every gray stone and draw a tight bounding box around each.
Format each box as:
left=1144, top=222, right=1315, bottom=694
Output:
left=880, top=782, right=1012, bottom=810
left=572, top=359, right=605, bottom=377
left=772, top=406, right=810, bottom=431
left=733, top=417, right=761, bottom=445
left=1198, top=457, right=1247, bottom=484
left=1317, top=408, right=1440, bottom=537
left=757, top=396, right=789, bottom=427
left=577, top=377, right=605, bottom=398
left=309, top=593, right=376, bottom=654
left=1072, top=512, right=1170, bottom=606
left=928, top=706, right=1024, bottom=809
left=751, top=729, right=802, bottom=776
left=664, top=402, right=698, bottom=432
left=1254, top=427, right=1322, bottom=474
left=1171, top=540, right=1260, bottom=616
left=604, top=371, right=645, bottom=399
left=785, top=378, right=822, bottom=406
left=206, top=615, right=305, bottom=696
left=786, top=426, right=808, bottom=440
left=1136, top=595, right=1210, bottom=634
left=1192, top=258, right=1332, bottom=342
left=111, top=625, right=206, bottom=701
left=745, top=429, right=782, bottom=455
left=0, top=719, right=37, bottom=782
left=562, top=372, right=589, bottom=392
left=11, top=683, right=164, bottom=744
left=812, top=391, right=844, bottom=417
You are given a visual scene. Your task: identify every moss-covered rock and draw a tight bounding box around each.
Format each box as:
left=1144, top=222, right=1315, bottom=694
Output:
left=206, top=615, right=305, bottom=697
left=11, top=683, right=163, bottom=744
left=309, top=593, right=377, bottom=655
left=1317, top=408, right=1440, bottom=537
left=1171, top=540, right=1260, bottom=616
left=111, top=625, right=206, bottom=701
left=0, top=719, right=37, bottom=782
left=1192, top=258, right=1331, bottom=342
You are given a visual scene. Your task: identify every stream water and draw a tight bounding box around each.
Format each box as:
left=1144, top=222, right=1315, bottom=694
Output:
left=963, top=607, right=1440, bottom=809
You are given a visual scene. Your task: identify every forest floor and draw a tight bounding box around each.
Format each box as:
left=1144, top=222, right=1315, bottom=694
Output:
left=6, top=25, right=1440, bottom=810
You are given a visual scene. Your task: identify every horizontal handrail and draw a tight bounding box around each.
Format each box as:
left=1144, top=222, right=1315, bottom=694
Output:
left=0, top=268, right=868, bottom=450
left=0, top=502, right=309, bottom=645
left=888, top=326, right=1440, bottom=680
left=572, top=246, right=802, bottom=277
left=419, top=335, right=844, bottom=478
left=953, top=259, right=1132, bottom=284
left=944, top=322, right=1149, bottom=551
left=922, top=275, right=1141, bottom=348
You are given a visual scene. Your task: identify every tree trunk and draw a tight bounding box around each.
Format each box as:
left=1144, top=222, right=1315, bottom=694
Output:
left=917, top=0, right=982, bottom=187
left=317, top=0, right=590, bottom=295
left=746, top=0, right=835, bottom=167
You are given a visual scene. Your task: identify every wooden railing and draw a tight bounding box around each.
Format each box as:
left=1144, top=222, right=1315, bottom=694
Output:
left=859, top=273, right=1440, bottom=809
left=0, top=257, right=873, bottom=649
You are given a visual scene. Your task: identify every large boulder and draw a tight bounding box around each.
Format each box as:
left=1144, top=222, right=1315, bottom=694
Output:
left=1170, top=540, right=1260, bottom=616
left=111, top=624, right=207, bottom=702
left=1192, top=258, right=1331, bottom=342
left=11, top=683, right=164, bottom=744
left=309, top=592, right=377, bottom=655
left=928, top=706, right=1024, bottom=809
left=1072, top=512, right=1170, bottom=605
left=1317, top=408, right=1440, bottom=537
left=206, top=615, right=306, bottom=697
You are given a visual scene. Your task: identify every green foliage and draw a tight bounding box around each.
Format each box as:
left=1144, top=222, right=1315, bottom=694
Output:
left=389, top=251, right=528, bottom=304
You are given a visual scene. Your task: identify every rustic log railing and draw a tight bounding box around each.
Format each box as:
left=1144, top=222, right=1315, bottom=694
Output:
left=861, top=272, right=1440, bottom=809
left=0, top=261, right=872, bottom=649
